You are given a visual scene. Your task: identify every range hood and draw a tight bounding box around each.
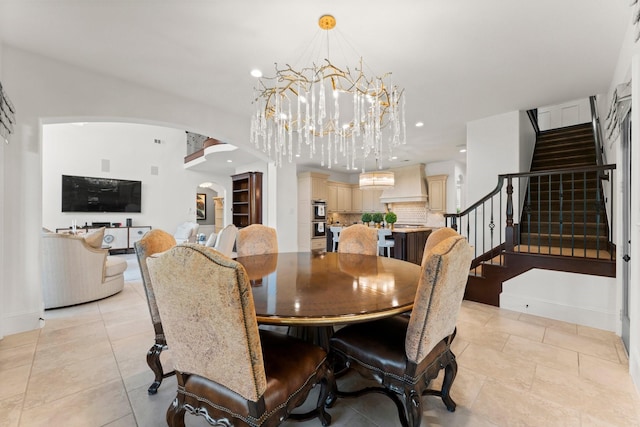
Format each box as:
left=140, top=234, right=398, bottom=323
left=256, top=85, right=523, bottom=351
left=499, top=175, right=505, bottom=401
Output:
left=379, top=163, right=428, bottom=204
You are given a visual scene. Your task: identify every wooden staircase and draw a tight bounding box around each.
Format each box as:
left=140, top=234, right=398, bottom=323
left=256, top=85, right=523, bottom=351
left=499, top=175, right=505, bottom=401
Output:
left=462, top=123, right=615, bottom=307
left=519, top=123, right=610, bottom=251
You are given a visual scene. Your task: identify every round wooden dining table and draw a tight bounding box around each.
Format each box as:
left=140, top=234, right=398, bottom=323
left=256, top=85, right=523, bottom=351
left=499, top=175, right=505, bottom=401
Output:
left=236, top=251, right=422, bottom=327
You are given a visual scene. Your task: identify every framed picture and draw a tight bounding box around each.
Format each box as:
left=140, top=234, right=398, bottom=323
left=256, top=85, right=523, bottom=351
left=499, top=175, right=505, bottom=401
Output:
left=196, top=193, right=207, bottom=220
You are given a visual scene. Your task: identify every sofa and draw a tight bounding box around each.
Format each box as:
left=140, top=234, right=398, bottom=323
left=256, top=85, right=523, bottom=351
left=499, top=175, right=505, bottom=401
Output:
left=42, top=229, right=127, bottom=309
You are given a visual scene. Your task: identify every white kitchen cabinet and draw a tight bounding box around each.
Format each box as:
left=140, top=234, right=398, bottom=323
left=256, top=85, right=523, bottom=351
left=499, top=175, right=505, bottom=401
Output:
left=337, top=185, right=351, bottom=212
left=427, top=174, right=448, bottom=212
left=327, top=183, right=338, bottom=211
left=351, top=186, right=363, bottom=212
left=362, top=188, right=385, bottom=213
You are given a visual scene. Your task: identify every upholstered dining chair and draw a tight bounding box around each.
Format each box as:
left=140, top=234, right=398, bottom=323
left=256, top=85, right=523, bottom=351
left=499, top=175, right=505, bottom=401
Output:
left=337, top=224, right=378, bottom=255
left=213, top=224, right=238, bottom=258
left=133, top=229, right=177, bottom=395
left=147, top=244, right=334, bottom=427
left=329, top=228, right=473, bottom=427
left=236, top=224, right=278, bottom=257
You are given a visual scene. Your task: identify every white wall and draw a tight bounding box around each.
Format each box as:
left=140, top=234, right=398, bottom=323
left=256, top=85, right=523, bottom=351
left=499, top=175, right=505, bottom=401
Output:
left=501, top=270, right=617, bottom=331
left=425, top=160, right=464, bottom=213
left=537, top=97, right=592, bottom=131
left=0, top=40, right=5, bottom=340
left=42, top=122, right=228, bottom=234
left=0, top=46, right=287, bottom=336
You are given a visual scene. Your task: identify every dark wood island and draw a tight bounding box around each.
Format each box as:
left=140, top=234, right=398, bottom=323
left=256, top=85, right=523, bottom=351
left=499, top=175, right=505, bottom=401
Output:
left=392, top=227, right=434, bottom=265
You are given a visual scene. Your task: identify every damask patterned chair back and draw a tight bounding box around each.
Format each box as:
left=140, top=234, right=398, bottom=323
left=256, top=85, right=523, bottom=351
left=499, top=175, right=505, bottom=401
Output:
left=147, top=244, right=333, bottom=427
left=337, top=224, right=378, bottom=255
left=134, top=228, right=177, bottom=394
left=236, top=224, right=278, bottom=257
left=406, top=227, right=472, bottom=361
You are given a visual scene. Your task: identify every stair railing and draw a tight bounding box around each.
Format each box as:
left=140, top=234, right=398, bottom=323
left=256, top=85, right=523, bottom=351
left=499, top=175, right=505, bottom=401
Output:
left=445, top=164, right=616, bottom=269
left=589, top=95, right=606, bottom=167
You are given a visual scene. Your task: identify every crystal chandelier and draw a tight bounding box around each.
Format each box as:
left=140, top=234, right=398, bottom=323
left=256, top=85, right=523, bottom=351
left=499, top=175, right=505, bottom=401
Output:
left=250, top=14, right=406, bottom=174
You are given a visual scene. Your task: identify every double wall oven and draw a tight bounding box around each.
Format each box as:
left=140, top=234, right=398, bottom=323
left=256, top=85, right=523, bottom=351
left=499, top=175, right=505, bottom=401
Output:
left=311, top=200, right=326, bottom=238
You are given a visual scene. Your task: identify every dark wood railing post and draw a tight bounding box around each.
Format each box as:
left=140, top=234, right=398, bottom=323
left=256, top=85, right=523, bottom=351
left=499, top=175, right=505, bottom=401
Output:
left=505, top=175, right=515, bottom=252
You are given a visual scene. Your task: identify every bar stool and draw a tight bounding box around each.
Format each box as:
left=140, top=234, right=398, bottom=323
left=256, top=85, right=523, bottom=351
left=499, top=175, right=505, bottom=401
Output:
left=378, top=228, right=395, bottom=257
left=330, top=226, right=342, bottom=252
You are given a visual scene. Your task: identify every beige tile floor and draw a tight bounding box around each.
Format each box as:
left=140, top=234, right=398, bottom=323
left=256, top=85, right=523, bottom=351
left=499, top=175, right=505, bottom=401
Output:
left=1, top=254, right=639, bottom=426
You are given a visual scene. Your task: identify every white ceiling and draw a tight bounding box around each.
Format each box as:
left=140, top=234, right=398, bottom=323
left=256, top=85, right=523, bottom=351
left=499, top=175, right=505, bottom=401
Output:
left=0, top=1, right=630, bottom=174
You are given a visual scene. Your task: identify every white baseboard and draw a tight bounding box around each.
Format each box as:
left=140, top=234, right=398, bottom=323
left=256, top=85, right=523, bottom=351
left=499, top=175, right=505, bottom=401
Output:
left=2, top=310, right=43, bottom=336
left=500, top=293, right=616, bottom=331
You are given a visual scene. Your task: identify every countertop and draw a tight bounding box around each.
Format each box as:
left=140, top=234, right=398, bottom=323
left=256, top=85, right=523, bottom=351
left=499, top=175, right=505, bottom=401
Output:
left=390, top=226, right=434, bottom=233
left=326, top=225, right=435, bottom=234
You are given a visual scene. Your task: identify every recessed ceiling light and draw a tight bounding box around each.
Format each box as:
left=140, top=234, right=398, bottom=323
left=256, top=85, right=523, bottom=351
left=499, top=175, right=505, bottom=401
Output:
left=226, top=159, right=233, bottom=163
left=391, top=156, right=398, bottom=160
left=459, top=148, right=467, bottom=153
left=250, top=69, right=262, bottom=78
left=415, top=121, right=424, bottom=127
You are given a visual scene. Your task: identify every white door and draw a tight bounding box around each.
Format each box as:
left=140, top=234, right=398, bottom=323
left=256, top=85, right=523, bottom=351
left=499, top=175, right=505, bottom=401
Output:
left=621, top=109, right=631, bottom=352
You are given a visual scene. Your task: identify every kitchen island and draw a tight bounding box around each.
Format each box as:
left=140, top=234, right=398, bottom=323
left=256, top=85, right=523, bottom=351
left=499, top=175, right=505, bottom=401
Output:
left=391, top=226, right=434, bottom=265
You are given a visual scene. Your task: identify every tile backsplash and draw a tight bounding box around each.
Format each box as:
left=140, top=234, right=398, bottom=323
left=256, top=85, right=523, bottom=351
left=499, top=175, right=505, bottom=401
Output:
left=328, top=202, right=444, bottom=227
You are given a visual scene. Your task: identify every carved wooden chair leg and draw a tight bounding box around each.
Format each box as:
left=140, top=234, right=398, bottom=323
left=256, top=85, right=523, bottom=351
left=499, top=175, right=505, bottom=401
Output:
left=439, top=353, right=458, bottom=411
left=146, top=342, right=175, bottom=395
left=166, top=395, right=186, bottom=427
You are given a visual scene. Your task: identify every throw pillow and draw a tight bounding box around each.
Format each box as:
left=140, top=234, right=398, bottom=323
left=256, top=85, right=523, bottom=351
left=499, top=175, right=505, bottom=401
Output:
left=84, top=227, right=105, bottom=249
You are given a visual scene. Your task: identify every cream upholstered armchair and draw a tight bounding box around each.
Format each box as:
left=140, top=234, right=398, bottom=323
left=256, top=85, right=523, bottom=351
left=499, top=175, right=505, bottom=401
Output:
left=134, top=229, right=177, bottom=395
left=329, top=228, right=473, bottom=427
left=236, top=224, right=278, bottom=257
left=41, top=228, right=127, bottom=309
left=337, top=224, right=378, bottom=255
left=173, top=221, right=199, bottom=244
left=147, top=244, right=334, bottom=427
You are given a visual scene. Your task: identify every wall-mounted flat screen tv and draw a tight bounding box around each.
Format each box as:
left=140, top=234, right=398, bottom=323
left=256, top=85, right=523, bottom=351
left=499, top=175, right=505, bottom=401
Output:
left=61, top=175, right=142, bottom=212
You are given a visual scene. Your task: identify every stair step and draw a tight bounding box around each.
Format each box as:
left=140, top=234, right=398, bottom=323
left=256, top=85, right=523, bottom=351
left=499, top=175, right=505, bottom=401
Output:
left=519, top=222, right=608, bottom=235
left=523, top=211, right=605, bottom=222
left=519, top=233, right=608, bottom=249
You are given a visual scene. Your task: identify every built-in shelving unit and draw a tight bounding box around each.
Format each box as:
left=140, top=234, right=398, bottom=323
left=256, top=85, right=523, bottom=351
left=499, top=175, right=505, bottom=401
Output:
left=232, top=172, right=263, bottom=228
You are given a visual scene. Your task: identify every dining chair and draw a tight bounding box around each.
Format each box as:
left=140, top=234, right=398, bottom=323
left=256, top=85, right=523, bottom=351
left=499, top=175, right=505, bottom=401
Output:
left=337, top=224, right=377, bottom=255
left=236, top=224, right=278, bottom=257
left=213, top=224, right=238, bottom=257
left=329, top=228, right=473, bottom=427
left=133, top=228, right=177, bottom=395
left=330, top=226, right=342, bottom=252
left=205, top=231, right=218, bottom=247
left=377, top=228, right=395, bottom=257
left=147, top=244, right=334, bottom=427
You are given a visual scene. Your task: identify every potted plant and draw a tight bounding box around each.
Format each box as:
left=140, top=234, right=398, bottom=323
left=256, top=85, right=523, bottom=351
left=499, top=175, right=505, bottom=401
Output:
left=372, top=212, right=384, bottom=228
left=384, top=211, right=397, bottom=230
left=361, top=212, right=373, bottom=226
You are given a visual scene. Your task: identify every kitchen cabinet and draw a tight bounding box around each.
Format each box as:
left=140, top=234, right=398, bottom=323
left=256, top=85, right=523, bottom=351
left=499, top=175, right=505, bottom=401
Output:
left=362, top=188, right=385, bottom=213
left=351, top=187, right=363, bottom=212
left=297, top=172, right=329, bottom=252
left=337, top=185, right=351, bottom=212
left=327, top=184, right=338, bottom=210
left=327, top=181, right=352, bottom=212
left=232, top=172, right=262, bottom=228
left=427, top=174, right=447, bottom=212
